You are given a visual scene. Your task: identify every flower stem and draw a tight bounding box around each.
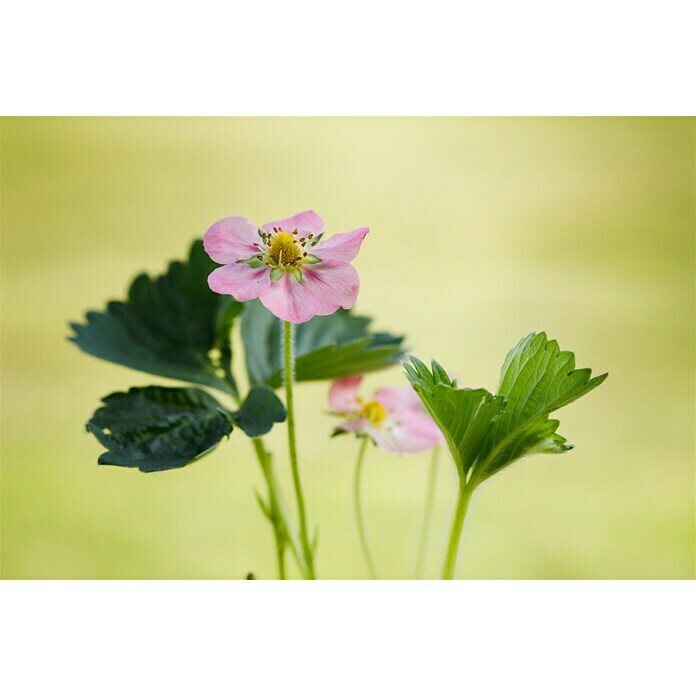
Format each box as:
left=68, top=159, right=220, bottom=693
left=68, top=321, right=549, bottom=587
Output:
left=251, top=437, right=307, bottom=579
left=442, top=478, right=475, bottom=580
left=283, top=320, right=316, bottom=579
left=353, top=437, right=378, bottom=579
left=415, top=446, right=440, bottom=579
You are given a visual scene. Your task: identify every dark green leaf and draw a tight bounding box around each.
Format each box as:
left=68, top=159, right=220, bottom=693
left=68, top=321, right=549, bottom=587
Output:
left=69, top=240, right=242, bottom=396
left=232, top=386, right=286, bottom=438
left=87, top=386, right=234, bottom=472
left=240, top=300, right=404, bottom=388
left=87, top=385, right=287, bottom=472
left=404, top=333, right=607, bottom=485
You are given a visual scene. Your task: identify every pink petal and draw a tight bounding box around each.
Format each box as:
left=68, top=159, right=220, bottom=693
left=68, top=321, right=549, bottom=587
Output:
left=374, top=386, right=424, bottom=415
left=262, top=210, right=324, bottom=237
left=203, top=216, right=261, bottom=264
left=328, top=376, right=363, bottom=414
left=208, top=264, right=270, bottom=302
left=259, top=272, right=323, bottom=324
left=369, top=413, right=444, bottom=454
left=300, top=260, right=360, bottom=316
left=315, top=227, right=369, bottom=263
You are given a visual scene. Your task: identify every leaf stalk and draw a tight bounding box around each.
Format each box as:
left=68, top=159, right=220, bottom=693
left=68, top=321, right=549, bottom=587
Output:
left=442, top=477, right=475, bottom=580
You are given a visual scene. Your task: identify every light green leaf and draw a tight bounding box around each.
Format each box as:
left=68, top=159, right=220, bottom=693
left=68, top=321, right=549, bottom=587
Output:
left=405, top=358, right=505, bottom=477
left=404, top=332, right=607, bottom=485
left=477, top=332, right=607, bottom=481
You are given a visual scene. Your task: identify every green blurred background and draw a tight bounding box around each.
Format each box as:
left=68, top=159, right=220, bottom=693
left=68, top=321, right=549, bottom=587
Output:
left=1, top=117, right=694, bottom=579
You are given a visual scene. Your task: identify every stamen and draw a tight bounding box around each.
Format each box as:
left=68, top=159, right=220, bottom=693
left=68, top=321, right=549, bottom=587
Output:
left=267, top=231, right=303, bottom=268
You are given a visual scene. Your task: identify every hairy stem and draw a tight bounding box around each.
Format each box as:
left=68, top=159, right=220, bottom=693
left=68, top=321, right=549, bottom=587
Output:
left=353, top=437, right=378, bottom=579
left=415, top=446, right=440, bottom=579
left=442, top=477, right=474, bottom=580
left=283, top=320, right=316, bottom=579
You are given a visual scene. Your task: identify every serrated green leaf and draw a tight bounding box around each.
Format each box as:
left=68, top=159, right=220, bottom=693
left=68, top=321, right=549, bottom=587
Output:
left=496, top=332, right=608, bottom=424
left=410, top=380, right=505, bottom=477
left=478, top=417, right=572, bottom=481
left=477, top=332, right=607, bottom=481
left=69, top=240, right=242, bottom=396
left=430, top=359, right=450, bottom=385
left=240, top=300, right=404, bottom=388
left=86, top=385, right=286, bottom=472
left=405, top=333, right=607, bottom=485
left=86, top=386, right=234, bottom=473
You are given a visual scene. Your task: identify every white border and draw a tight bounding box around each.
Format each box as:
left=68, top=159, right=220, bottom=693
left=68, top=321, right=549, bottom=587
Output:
left=1, top=582, right=694, bottom=694
left=2, top=3, right=694, bottom=691
left=1, top=1, right=695, bottom=114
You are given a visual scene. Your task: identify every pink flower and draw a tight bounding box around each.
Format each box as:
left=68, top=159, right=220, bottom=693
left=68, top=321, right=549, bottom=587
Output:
left=328, top=376, right=444, bottom=454
left=203, top=210, right=369, bottom=324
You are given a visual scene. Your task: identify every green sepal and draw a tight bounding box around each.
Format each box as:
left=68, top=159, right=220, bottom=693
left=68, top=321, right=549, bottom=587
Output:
left=269, top=267, right=283, bottom=281
left=331, top=427, right=351, bottom=438
left=303, top=254, right=322, bottom=264
left=290, top=267, right=303, bottom=282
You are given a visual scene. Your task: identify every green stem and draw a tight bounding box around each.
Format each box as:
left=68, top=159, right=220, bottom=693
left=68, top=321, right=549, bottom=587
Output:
left=251, top=437, right=312, bottom=579
left=442, top=478, right=475, bottom=580
left=415, top=446, right=440, bottom=579
left=283, top=320, right=316, bottom=579
left=353, top=437, right=378, bottom=579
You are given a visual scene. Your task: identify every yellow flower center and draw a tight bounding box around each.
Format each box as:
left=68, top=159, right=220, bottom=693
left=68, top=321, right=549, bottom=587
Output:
left=267, top=231, right=303, bottom=268
left=248, top=226, right=322, bottom=280
left=359, top=400, right=387, bottom=426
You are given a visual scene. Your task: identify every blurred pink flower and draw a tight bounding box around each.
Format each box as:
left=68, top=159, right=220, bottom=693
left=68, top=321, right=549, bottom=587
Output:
left=328, top=375, right=444, bottom=454
left=203, top=210, right=369, bottom=324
